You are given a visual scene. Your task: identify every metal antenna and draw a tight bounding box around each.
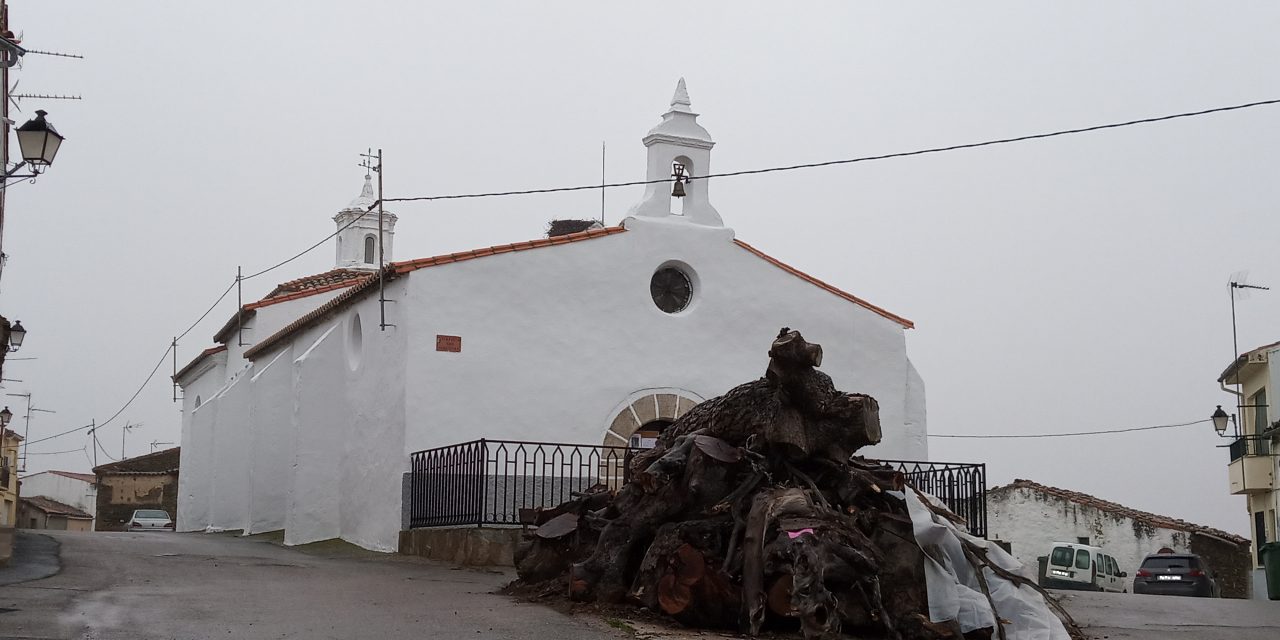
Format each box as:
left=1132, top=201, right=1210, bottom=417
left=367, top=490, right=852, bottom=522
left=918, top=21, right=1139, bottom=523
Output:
left=121, top=421, right=141, bottom=460
left=22, top=49, right=83, bottom=59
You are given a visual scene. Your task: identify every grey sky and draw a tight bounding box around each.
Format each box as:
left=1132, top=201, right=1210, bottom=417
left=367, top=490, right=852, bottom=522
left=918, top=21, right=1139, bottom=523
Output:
left=4, top=2, right=1278, bottom=536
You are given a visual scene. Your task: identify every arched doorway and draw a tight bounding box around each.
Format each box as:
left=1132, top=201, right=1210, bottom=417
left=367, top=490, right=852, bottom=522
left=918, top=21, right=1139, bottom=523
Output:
left=604, top=390, right=703, bottom=450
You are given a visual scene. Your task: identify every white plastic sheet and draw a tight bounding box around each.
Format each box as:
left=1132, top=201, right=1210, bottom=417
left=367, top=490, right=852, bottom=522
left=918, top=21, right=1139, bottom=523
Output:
left=900, top=490, right=1072, bottom=640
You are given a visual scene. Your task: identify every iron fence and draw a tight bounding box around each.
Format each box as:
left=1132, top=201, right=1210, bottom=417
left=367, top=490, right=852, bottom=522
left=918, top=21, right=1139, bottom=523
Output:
left=408, top=440, right=987, bottom=538
left=883, top=459, right=987, bottom=538
left=408, top=439, right=632, bottom=528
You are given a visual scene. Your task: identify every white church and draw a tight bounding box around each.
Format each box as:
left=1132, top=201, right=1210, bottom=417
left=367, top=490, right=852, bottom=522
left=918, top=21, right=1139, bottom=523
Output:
left=175, top=81, right=929, bottom=552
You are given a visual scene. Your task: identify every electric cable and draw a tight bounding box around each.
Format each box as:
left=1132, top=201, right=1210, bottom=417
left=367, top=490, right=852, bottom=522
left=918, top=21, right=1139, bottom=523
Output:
left=23, top=445, right=85, bottom=456
left=175, top=279, right=238, bottom=342
left=927, top=419, right=1209, bottom=439
left=241, top=210, right=367, bottom=281
left=24, top=345, right=173, bottom=446
left=384, top=98, right=1280, bottom=204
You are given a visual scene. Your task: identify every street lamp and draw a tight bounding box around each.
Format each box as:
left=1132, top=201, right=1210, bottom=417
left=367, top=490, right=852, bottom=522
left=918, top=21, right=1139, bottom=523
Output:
left=6, top=320, right=25, bottom=352
left=7, top=110, right=65, bottom=180
left=0, top=406, right=10, bottom=427
left=16, top=110, right=64, bottom=169
left=1211, top=405, right=1232, bottom=437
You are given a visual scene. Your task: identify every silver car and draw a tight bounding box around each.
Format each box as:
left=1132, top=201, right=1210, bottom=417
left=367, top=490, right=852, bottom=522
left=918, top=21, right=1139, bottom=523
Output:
left=128, top=509, right=174, bottom=531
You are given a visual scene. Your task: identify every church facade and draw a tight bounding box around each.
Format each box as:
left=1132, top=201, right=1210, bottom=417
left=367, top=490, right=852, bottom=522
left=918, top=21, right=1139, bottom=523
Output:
left=175, top=81, right=928, bottom=552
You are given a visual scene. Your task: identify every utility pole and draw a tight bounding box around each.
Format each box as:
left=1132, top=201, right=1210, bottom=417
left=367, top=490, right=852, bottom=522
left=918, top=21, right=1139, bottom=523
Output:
left=6, top=391, right=54, bottom=471
left=89, top=418, right=97, bottom=469
left=121, top=421, right=140, bottom=460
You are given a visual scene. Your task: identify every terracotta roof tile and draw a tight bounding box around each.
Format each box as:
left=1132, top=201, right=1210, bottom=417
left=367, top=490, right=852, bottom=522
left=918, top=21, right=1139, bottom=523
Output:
left=20, top=495, right=93, bottom=519
left=261, top=268, right=371, bottom=301
left=990, top=479, right=1249, bottom=547
left=173, top=345, right=227, bottom=383
left=733, top=239, right=914, bottom=329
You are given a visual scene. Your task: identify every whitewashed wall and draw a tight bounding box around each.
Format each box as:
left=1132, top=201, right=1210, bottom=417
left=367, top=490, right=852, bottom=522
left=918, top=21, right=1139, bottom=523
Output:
left=987, top=486, right=1195, bottom=578
left=402, top=216, right=925, bottom=460
left=245, top=347, right=293, bottom=534
left=19, top=472, right=96, bottom=515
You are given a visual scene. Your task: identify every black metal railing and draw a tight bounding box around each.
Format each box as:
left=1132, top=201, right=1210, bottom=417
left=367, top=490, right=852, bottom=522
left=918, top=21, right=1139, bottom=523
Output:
left=1228, top=436, right=1271, bottom=462
left=409, top=439, right=633, bottom=528
left=409, top=440, right=987, bottom=537
left=882, top=459, right=987, bottom=538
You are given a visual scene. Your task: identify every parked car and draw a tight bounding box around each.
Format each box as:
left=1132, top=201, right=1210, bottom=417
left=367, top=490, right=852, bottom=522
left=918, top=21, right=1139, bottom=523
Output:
left=1040, top=542, right=1127, bottom=592
left=1133, top=552, right=1218, bottom=597
left=128, top=509, right=174, bottom=532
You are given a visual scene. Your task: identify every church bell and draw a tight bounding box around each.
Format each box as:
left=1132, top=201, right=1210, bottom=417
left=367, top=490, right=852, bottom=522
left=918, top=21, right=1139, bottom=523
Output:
left=671, top=179, right=687, bottom=198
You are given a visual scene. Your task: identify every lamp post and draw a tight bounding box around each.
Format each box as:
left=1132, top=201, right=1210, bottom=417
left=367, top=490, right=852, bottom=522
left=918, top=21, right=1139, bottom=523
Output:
left=5, top=319, right=23, bottom=351
left=7, top=110, right=64, bottom=180
left=1211, top=405, right=1232, bottom=437
left=0, top=405, right=10, bottom=428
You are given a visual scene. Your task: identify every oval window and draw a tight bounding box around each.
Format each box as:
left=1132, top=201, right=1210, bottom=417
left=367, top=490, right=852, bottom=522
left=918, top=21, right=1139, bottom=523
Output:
left=650, top=267, right=693, bottom=314
left=347, top=313, right=363, bottom=371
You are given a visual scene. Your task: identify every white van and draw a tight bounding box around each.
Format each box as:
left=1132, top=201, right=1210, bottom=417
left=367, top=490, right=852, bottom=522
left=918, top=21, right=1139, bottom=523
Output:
left=1041, top=542, right=1127, bottom=592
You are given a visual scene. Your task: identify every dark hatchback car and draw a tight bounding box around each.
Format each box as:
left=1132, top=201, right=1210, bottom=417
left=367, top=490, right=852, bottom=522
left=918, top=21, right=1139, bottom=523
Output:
left=1132, top=553, right=1218, bottom=597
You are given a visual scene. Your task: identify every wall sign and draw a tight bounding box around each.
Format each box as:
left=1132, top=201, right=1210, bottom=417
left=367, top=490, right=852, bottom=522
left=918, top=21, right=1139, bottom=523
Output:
left=436, top=335, right=462, bottom=352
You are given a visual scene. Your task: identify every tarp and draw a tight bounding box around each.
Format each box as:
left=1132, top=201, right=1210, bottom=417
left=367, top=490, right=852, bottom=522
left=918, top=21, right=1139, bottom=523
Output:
left=902, top=490, right=1072, bottom=640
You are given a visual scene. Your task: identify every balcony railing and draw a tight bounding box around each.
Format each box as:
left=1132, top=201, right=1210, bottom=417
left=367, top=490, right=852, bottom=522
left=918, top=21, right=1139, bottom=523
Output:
left=408, top=440, right=988, bottom=538
left=1228, top=436, right=1271, bottom=462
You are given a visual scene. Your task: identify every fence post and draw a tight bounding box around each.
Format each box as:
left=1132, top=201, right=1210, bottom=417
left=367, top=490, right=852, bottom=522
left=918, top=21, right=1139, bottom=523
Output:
left=478, top=439, right=488, bottom=528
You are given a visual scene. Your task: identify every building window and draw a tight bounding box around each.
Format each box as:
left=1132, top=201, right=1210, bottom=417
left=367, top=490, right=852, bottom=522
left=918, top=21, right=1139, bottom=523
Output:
left=363, top=235, right=377, bottom=264
left=1251, top=388, right=1268, bottom=434
left=651, top=267, right=693, bottom=314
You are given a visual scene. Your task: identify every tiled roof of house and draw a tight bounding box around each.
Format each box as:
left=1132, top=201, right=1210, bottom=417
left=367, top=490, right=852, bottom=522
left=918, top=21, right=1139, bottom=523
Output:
left=21, top=495, right=93, bottom=519
left=256, top=268, right=370, bottom=306
left=243, top=226, right=627, bottom=360
left=3, top=428, right=22, bottom=442
left=1218, top=339, right=1280, bottom=383
left=733, top=239, right=914, bottom=329
left=990, top=479, right=1249, bottom=547
left=241, top=224, right=917, bottom=359
left=46, top=470, right=96, bottom=484
left=212, top=270, right=371, bottom=343
left=173, top=345, right=228, bottom=383
left=94, top=447, right=180, bottom=475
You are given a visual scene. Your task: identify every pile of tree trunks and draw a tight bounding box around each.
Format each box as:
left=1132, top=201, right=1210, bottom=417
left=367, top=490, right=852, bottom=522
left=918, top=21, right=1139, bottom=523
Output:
left=513, top=329, right=1082, bottom=640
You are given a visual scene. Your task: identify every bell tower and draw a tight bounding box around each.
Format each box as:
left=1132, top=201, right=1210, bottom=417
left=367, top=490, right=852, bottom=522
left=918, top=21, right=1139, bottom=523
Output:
left=627, top=78, right=723, bottom=227
left=333, top=174, right=397, bottom=270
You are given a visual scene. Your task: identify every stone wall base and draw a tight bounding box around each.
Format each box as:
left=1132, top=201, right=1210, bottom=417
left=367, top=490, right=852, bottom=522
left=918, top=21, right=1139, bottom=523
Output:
left=398, top=527, right=522, bottom=566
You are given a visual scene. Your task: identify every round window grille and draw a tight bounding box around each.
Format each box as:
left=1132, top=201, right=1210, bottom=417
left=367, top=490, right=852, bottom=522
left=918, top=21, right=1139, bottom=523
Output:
left=650, top=267, right=693, bottom=314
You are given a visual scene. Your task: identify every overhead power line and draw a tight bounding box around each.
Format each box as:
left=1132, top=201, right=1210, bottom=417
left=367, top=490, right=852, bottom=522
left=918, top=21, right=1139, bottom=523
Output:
left=384, top=98, right=1280, bottom=204
left=928, top=419, right=1209, bottom=439
left=34, top=97, right=1277, bottom=449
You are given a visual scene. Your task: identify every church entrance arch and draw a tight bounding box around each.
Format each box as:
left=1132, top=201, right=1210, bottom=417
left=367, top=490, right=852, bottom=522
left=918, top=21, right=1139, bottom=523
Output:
left=604, top=389, right=704, bottom=451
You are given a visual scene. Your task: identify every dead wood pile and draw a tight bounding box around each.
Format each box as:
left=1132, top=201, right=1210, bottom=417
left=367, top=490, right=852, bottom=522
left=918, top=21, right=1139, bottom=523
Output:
left=512, top=329, right=1081, bottom=640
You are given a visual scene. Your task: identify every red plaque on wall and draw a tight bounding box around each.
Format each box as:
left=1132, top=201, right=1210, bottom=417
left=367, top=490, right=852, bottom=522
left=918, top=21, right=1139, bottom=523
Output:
left=436, top=335, right=462, bottom=352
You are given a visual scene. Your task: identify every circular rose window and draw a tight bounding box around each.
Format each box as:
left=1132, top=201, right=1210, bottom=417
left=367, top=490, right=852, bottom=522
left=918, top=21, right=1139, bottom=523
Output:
left=650, top=267, right=693, bottom=313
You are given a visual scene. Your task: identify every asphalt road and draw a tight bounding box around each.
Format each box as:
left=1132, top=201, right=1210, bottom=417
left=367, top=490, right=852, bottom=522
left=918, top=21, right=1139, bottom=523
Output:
left=3, top=531, right=1278, bottom=640
left=1054, top=589, right=1280, bottom=640
left=0, top=530, right=626, bottom=640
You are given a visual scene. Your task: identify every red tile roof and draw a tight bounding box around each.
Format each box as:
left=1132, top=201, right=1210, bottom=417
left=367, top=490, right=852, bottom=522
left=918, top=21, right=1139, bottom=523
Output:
left=253, top=268, right=371, bottom=308
left=733, top=239, right=914, bottom=329
left=173, top=345, right=228, bottom=383
left=3, top=428, right=23, bottom=442
left=243, top=226, right=627, bottom=360
left=20, top=495, right=93, bottom=519
left=241, top=225, right=916, bottom=359
left=46, top=470, right=97, bottom=484
left=991, top=479, right=1249, bottom=546
left=212, top=270, right=371, bottom=343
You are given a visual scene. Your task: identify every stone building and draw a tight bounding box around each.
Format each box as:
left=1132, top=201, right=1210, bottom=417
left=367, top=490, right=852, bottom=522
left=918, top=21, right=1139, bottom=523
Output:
left=1216, top=338, right=1279, bottom=597
left=174, top=80, right=929, bottom=552
left=987, top=479, right=1252, bottom=598
left=93, top=447, right=179, bottom=532
left=18, top=495, right=92, bottom=531
left=19, top=470, right=96, bottom=528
